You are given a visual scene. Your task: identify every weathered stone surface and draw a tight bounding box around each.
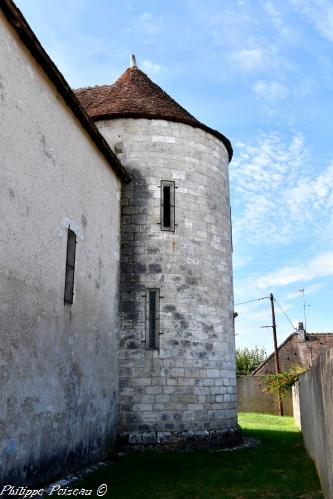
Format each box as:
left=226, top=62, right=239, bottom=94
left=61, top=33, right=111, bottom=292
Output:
left=98, top=117, right=238, bottom=444
left=118, top=426, right=241, bottom=451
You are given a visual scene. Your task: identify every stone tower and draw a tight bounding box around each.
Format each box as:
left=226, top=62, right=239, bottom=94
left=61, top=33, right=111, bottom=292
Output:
left=75, top=61, right=240, bottom=449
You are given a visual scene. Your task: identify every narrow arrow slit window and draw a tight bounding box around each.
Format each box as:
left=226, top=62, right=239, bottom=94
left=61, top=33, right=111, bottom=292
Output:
left=161, top=180, right=175, bottom=231
left=146, top=288, right=160, bottom=350
left=64, top=228, right=76, bottom=305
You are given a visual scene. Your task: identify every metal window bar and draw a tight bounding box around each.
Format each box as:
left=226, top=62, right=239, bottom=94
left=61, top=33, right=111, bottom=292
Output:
left=160, top=180, right=175, bottom=231
left=146, top=288, right=160, bottom=350
left=64, top=228, right=76, bottom=305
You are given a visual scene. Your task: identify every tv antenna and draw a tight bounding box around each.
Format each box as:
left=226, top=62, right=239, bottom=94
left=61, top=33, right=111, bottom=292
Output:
left=298, top=289, right=307, bottom=332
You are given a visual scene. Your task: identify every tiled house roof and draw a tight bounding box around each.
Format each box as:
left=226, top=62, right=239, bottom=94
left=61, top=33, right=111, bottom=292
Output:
left=75, top=67, right=233, bottom=161
left=252, top=332, right=333, bottom=375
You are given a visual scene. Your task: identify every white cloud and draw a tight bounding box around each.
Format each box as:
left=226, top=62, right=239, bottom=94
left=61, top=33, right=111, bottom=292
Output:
left=228, top=45, right=291, bottom=74
left=283, top=162, right=333, bottom=225
left=229, top=48, right=265, bottom=71
left=295, top=78, right=315, bottom=97
left=289, top=0, right=333, bottom=42
left=263, top=1, right=296, bottom=40
left=196, top=4, right=253, bottom=49
left=231, top=132, right=305, bottom=243
left=257, top=251, right=333, bottom=289
left=232, top=253, right=252, bottom=270
left=141, top=59, right=164, bottom=75
left=138, top=13, right=164, bottom=37
left=285, top=282, right=327, bottom=301
left=230, top=132, right=333, bottom=245
left=253, top=80, right=289, bottom=100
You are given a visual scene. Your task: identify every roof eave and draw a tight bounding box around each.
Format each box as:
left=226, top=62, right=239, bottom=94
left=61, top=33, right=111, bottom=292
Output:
left=251, top=333, right=297, bottom=375
left=0, top=0, right=131, bottom=184
left=92, top=112, right=233, bottom=162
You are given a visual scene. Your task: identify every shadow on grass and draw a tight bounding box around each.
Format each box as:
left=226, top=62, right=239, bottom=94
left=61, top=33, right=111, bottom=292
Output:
left=73, top=415, right=323, bottom=499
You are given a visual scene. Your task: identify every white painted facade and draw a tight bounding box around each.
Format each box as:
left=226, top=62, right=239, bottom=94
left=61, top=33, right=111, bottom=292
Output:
left=0, top=11, right=122, bottom=485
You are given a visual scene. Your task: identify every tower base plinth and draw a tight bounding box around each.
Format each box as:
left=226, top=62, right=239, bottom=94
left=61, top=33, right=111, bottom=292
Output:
left=117, top=425, right=242, bottom=452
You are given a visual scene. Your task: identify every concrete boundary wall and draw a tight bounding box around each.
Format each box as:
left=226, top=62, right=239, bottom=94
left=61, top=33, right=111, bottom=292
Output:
left=298, top=349, right=333, bottom=499
left=237, top=376, right=293, bottom=416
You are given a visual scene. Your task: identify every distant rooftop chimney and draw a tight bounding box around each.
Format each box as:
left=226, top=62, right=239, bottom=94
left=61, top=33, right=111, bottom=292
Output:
left=130, top=54, right=137, bottom=68
left=297, top=321, right=306, bottom=342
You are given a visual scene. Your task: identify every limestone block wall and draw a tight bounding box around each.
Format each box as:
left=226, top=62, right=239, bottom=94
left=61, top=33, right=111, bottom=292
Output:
left=0, top=12, right=121, bottom=484
left=98, top=118, right=239, bottom=447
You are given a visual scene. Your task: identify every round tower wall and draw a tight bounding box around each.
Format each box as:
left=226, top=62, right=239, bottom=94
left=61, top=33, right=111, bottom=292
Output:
left=97, top=118, right=239, bottom=449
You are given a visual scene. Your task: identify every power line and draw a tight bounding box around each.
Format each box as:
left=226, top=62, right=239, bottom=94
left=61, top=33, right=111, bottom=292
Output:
left=235, top=296, right=269, bottom=306
left=235, top=294, right=299, bottom=333
left=274, top=298, right=297, bottom=331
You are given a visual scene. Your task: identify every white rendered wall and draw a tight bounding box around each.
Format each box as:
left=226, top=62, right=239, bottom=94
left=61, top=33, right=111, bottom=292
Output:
left=98, top=117, right=238, bottom=446
left=0, top=12, right=121, bottom=484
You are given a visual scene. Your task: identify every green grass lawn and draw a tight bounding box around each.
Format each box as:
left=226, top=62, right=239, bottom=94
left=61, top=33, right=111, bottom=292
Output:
left=72, top=413, right=323, bottom=498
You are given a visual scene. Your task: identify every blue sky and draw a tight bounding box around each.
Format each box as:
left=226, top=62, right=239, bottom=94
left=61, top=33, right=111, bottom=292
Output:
left=16, top=0, right=333, bottom=354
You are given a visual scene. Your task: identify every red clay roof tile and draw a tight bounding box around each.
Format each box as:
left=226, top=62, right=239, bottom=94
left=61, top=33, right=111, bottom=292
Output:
left=75, top=67, right=233, bottom=161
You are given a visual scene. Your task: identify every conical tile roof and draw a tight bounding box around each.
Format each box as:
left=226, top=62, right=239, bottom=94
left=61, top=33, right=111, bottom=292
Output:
left=75, top=67, right=232, bottom=160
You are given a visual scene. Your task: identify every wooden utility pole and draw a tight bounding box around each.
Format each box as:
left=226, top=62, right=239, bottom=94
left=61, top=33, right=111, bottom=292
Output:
left=270, top=293, right=283, bottom=416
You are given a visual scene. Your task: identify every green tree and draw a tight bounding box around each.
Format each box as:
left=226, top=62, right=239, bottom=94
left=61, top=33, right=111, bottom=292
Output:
left=236, top=346, right=267, bottom=375
left=261, top=365, right=306, bottom=401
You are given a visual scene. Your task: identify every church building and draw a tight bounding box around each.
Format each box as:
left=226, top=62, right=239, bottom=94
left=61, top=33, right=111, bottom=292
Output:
left=0, top=0, right=239, bottom=485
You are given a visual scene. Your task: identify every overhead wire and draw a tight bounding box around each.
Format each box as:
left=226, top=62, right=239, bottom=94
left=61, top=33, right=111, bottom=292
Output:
left=235, top=295, right=299, bottom=332
left=274, top=298, right=297, bottom=331
left=235, top=296, right=269, bottom=306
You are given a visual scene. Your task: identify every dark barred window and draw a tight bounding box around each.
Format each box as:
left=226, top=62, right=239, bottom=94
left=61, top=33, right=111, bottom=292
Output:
left=146, top=289, right=160, bottom=349
left=64, top=228, right=76, bottom=305
left=160, top=180, right=175, bottom=231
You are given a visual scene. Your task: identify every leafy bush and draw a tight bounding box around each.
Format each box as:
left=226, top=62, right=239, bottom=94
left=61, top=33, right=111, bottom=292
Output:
left=236, top=346, right=267, bottom=375
left=261, top=365, right=306, bottom=401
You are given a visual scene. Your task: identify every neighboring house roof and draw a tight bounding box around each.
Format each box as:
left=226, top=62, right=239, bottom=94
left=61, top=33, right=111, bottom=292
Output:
left=252, top=333, right=296, bottom=375
left=252, top=332, right=333, bottom=375
left=75, top=67, right=233, bottom=162
left=0, top=0, right=131, bottom=184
